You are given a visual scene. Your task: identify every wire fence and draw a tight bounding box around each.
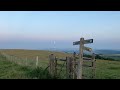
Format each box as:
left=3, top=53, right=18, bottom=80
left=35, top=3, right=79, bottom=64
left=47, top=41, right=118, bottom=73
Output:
left=0, top=52, right=42, bottom=68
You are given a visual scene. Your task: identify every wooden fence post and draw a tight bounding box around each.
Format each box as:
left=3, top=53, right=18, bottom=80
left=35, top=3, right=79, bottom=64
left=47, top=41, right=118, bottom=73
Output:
left=71, top=57, right=74, bottom=79
left=92, top=53, right=96, bottom=79
left=36, top=56, right=38, bottom=68
left=14, top=56, right=16, bottom=64
left=26, top=57, right=28, bottom=66
left=49, top=54, right=55, bottom=77
left=73, top=52, right=77, bottom=79
left=54, top=56, right=57, bottom=78
left=66, top=57, right=70, bottom=79
left=66, top=57, right=74, bottom=79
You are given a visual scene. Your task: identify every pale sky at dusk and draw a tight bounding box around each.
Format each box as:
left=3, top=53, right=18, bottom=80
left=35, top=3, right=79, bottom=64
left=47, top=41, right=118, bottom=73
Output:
left=0, top=11, right=120, bottom=50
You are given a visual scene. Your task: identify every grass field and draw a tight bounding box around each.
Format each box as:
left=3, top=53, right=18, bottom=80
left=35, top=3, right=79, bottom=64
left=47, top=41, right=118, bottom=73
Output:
left=0, top=49, right=120, bottom=79
left=0, top=49, right=71, bottom=69
left=0, top=54, right=53, bottom=79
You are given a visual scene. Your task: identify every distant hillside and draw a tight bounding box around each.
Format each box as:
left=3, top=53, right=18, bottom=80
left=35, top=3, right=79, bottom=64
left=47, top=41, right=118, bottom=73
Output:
left=94, top=50, right=120, bottom=55
left=48, top=49, right=120, bottom=55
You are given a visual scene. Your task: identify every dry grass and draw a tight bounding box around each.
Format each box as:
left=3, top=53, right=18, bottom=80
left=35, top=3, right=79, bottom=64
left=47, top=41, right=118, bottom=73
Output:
left=0, top=49, right=72, bottom=68
left=0, top=49, right=71, bottom=60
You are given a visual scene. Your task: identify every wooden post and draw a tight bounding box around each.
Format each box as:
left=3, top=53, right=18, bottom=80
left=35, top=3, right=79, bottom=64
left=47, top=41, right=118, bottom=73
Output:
left=66, top=57, right=70, bottom=79
left=10, top=55, right=12, bottom=62
left=69, top=57, right=72, bottom=79
left=92, top=53, right=96, bottom=79
left=70, top=57, right=74, bottom=79
left=26, top=57, right=28, bottom=66
left=15, top=57, right=17, bottom=64
left=66, top=57, right=68, bottom=78
left=49, top=54, right=55, bottom=77
left=77, top=38, right=84, bottom=79
left=66, top=57, right=74, bottom=79
left=73, top=52, right=77, bottom=79
left=36, top=56, right=38, bottom=68
left=14, top=56, right=16, bottom=64
left=49, top=54, right=52, bottom=75
left=12, top=56, right=14, bottom=62
left=11, top=55, right=12, bottom=62
left=54, top=56, right=57, bottom=78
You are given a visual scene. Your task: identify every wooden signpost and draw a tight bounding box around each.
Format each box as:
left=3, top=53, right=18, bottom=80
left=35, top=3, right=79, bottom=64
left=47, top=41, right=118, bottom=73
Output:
left=73, top=38, right=94, bottom=79
left=48, top=37, right=95, bottom=79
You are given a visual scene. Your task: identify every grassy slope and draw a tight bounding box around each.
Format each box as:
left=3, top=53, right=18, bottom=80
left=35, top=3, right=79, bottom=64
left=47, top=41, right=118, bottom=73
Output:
left=0, top=49, right=120, bottom=79
left=0, top=55, right=53, bottom=79
left=0, top=49, right=72, bottom=69
left=0, top=55, right=30, bottom=79
left=0, top=49, right=71, bottom=59
left=96, top=60, right=120, bottom=79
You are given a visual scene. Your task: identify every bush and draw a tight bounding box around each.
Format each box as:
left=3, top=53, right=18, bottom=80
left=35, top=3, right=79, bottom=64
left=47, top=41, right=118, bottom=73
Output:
left=27, top=67, right=53, bottom=79
left=83, top=54, right=115, bottom=61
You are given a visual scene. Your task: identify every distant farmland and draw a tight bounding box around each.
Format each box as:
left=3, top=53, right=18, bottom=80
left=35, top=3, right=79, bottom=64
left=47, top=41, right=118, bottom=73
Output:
left=0, top=49, right=120, bottom=79
left=101, top=54, right=120, bottom=61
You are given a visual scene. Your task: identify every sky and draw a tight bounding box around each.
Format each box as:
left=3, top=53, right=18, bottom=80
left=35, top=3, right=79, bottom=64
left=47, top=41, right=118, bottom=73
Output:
left=0, top=11, right=120, bottom=50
